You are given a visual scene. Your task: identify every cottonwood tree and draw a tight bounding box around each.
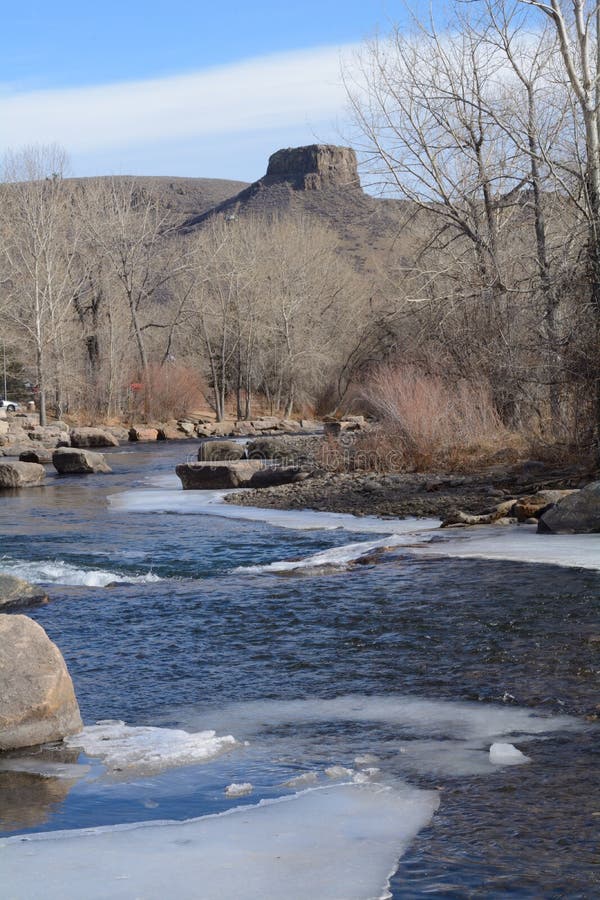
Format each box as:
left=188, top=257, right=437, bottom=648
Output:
left=0, top=145, right=83, bottom=424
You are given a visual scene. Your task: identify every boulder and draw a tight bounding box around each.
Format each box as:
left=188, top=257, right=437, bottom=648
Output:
left=176, top=461, right=262, bottom=490
left=232, top=421, right=257, bottom=437
left=247, top=467, right=310, bottom=488
left=177, top=421, right=196, bottom=436
left=19, top=448, right=53, bottom=465
left=104, top=425, right=130, bottom=442
left=0, top=614, right=82, bottom=750
left=250, top=416, right=281, bottom=431
left=0, top=574, right=48, bottom=610
left=2, top=444, right=42, bottom=458
left=247, top=438, right=293, bottom=461
left=157, top=425, right=187, bottom=441
left=52, top=447, right=112, bottom=474
left=513, top=489, right=576, bottom=522
left=0, top=461, right=45, bottom=489
left=70, top=427, right=119, bottom=448
left=0, top=420, right=8, bottom=436
left=195, top=424, right=216, bottom=437
left=198, top=440, right=246, bottom=462
left=538, top=482, right=600, bottom=533
left=128, top=426, right=159, bottom=442
left=211, top=421, right=236, bottom=437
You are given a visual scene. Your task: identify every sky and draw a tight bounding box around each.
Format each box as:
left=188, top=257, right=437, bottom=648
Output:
left=0, top=0, right=404, bottom=181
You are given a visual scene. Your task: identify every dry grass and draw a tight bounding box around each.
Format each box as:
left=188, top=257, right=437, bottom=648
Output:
left=320, top=363, right=523, bottom=473
left=131, top=363, right=208, bottom=422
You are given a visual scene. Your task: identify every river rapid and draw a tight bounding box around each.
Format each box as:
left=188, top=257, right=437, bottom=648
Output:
left=0, top=441, right=599, bottom=899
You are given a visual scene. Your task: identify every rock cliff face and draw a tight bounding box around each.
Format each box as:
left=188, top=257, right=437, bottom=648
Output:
left=264, top=145, right=360, bottom=191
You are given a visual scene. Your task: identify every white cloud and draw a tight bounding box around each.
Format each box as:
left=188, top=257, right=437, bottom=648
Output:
left=0, top=45, right=357, bottom=155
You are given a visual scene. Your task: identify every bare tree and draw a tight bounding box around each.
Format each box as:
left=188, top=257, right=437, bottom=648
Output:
left=0, top=145, right=83, bottom=424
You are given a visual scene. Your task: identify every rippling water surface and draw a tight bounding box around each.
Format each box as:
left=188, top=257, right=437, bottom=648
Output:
left=1, top=442, right=599, bottom=898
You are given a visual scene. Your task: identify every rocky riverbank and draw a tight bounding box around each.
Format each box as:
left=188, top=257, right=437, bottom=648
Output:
left=226, top=434, right=594, bottom=522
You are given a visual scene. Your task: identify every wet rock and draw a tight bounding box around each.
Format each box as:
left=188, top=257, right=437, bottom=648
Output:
left=0, top=614, right=82, bottom=751
left=198, top=440, right=245, bottom=462
left=176, top=461, right=262, bottom=489
left=70, top=427, right=119, bottom=449
left=538, top=481, right=600, bottom=534
left=52, top=447, right=112, bottom=475
left=0, top=575, right=48, bottom=610
left=0, top=461, right=45, bottom=489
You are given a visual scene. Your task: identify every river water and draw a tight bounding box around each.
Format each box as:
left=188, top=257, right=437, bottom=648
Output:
left=0, top=442, right=599, bottom=898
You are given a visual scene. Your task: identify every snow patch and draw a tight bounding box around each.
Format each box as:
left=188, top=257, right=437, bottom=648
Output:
left=65, top=721, right=236, bottom=773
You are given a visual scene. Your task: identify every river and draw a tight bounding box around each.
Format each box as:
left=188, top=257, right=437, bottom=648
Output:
left=0, top=441, right=599, bottom=898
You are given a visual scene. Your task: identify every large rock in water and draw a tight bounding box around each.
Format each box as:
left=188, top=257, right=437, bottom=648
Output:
left=52, top=447, right=112, bottom=474
left=70, top=427, right=119, bottom=448
left=0, top=460, right=45, bottom=488
left=0, top=614, right=82, bottom=750
left=176, top=461, right=262, bottom=489
left=198, top=440, right=245, bottom=462
left=19, top=447, right=53, bottom=465
left=538, top=482, right=600, bottom=533
left=0, top=575, right=48, bottom=610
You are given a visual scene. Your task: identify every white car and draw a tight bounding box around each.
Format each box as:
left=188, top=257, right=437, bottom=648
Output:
left=0, top=398, right=21, bottom=412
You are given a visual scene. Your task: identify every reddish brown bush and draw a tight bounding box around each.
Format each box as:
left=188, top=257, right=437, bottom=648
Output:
left=130, top=363, right=207, bottom=421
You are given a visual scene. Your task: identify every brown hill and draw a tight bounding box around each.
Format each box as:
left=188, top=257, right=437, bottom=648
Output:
left=182, top=145, right=420, bottom=272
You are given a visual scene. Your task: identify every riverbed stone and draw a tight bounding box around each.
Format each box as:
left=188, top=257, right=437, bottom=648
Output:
left=176, top=461, right=262, bottom=489
left=0, top=575, right=48, bottom=610
left=70, top=427, right=119, bottom=448
left=198, top=440, right=245, bottom=462
left=19, top=447, right=53, bottom=465
left=538, top=482, right=599, bottom=533
left=128, top=426, right=159, bottom=442
left=0, top=614, right=82, bottom=750
left=52, top=447, right=112, bottom=475
left=0, top=461, right=45, bottom=489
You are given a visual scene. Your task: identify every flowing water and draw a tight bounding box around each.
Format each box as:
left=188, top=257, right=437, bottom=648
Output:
left=0, top=442, right=599, bottom=898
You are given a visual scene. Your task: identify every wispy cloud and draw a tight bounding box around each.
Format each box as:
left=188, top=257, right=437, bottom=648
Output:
left=1, top=45, right=357, bottom=155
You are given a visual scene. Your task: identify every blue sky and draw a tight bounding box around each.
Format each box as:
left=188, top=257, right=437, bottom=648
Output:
left=1, top=0, right=402, bottom=180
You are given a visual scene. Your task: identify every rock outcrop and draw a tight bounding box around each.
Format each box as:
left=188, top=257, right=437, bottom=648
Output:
left=0, top=461, right=45, bottom=489
left=0, top=575, right=48, bottom=610
left=176, top=461, right=262, bottom=490
left=263, top=145, right=360, bottom=191
left=538, top=481, right=600, bottom=533
left=0, top=614, right=82, bottom=750
left=52, top=447, right=112, bottom=474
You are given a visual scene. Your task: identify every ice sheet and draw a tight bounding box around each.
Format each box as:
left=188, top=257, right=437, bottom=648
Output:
left=108, top=486, right=440, bottom=535
left=414, top=525, right=600, bottom=571
left=65, top=721, right=237, bottom=774
left=0, top=784, right=439, bottom=900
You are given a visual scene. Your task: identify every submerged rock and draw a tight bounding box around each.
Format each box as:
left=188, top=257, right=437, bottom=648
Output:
left=0, top=614, right=82, bottom=751
left=52, top=447, right=112, bottom=475
left=538, top=481, right=600, bottom=534
left=0, top=460, right=45, bottom=489
left=0, top=574, right=49, bottom=610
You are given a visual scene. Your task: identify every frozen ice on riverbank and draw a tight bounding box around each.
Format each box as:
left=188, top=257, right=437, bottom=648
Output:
left=0, top=783, right=439, bottom=900
left=65, top=721, right=237, bottom=774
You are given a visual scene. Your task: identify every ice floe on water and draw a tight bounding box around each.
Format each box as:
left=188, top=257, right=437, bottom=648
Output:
left=0, top=783, right=439, bottom=900
left=234, top=534, right=415, bottom=574
left=0, top=557, right=161, bottom=587
left=65, top=721, right=237, bottom=774
left=170, top=693, right=582, bottom=781
left=489, top=742, right=531, bottom=766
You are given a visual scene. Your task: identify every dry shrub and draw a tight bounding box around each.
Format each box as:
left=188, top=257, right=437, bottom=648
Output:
left=354, top=363, right=514, bottom=471
left=131, top=363, right=207, bottom=421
